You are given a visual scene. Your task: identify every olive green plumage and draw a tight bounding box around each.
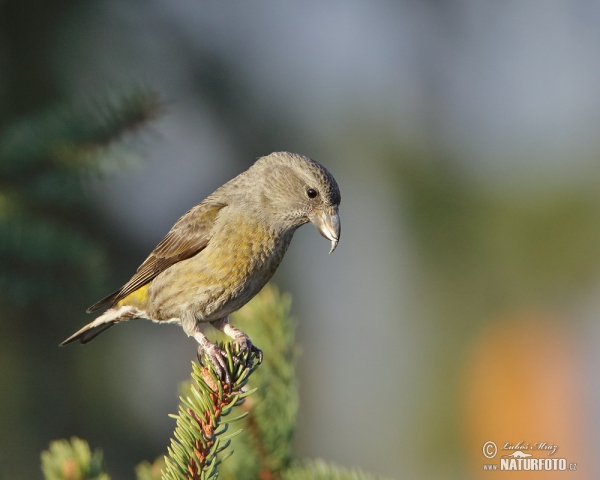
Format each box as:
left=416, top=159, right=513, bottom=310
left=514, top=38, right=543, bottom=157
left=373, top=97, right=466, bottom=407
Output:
left=62, top=151, right=341, bottom=376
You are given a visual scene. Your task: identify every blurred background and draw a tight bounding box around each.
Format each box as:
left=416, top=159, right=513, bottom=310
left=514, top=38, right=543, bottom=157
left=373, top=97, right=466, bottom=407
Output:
left=2, top=1, right=600, bottom=478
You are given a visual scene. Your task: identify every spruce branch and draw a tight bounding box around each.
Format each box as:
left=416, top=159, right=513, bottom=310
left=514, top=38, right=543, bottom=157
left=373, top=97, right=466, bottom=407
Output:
left=0, top=87, right=159, bottom=305
left=217, top=284, right=298, bottom=479
left=0, top=87, right=160, bottom=179
left=162, top=344, right=261, bottom=480
left=41, top=437, right=110, bottom=480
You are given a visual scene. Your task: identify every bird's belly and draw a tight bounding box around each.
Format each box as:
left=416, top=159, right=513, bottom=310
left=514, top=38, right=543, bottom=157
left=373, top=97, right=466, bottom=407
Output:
left=148, top=228, right=293, bottom=322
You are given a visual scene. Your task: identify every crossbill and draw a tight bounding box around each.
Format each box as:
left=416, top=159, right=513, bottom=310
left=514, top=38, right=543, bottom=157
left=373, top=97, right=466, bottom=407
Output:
left=62, top=151, right=341, bottom=378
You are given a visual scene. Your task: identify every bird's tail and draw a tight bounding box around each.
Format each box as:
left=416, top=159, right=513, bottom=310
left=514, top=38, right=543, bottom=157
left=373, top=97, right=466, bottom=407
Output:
left=60, top=306, right=143, bottom=346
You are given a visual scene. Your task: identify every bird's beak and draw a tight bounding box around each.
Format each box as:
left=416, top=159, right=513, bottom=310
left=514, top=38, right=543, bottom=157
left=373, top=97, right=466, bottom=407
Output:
left=310, top=207, right=341, bottom=253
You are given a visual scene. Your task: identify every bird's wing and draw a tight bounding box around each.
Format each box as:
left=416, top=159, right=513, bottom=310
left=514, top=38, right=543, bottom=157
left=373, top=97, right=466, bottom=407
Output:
left=87, top=201, right=226, bottom=312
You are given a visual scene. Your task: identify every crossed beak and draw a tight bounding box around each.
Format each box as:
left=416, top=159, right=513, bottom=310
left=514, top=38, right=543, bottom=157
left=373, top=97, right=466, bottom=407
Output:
left=310, top=207, right=341, bottom=253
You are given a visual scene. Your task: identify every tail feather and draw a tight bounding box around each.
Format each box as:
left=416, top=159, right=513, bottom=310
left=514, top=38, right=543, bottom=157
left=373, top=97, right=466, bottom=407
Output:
left=60, top=322, right=116, bottom=345
left=60, top=305, right=144, bottom=346
left=86, top=289, right=121, bottom=313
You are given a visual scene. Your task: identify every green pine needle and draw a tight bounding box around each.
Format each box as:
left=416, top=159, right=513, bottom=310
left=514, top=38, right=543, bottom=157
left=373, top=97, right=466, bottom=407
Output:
left=162, top=344, right=261, bottom=480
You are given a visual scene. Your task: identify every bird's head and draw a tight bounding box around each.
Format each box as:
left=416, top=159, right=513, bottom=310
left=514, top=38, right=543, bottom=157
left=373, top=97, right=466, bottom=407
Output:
left=249, top=152, right=341, bottom=253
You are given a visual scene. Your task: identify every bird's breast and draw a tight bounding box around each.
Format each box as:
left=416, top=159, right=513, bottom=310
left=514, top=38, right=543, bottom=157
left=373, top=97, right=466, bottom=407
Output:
left=149, top=216, right=295, bottom=321
left=207, top=219, right=293, bottom=292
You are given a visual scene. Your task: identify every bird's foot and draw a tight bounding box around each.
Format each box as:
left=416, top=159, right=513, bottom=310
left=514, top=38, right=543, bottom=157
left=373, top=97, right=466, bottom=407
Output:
left=195, top=334, right=231, bottom=384
left=232, top=332, right=263, bottom=367
left=212, top=318, right=263, bottom=367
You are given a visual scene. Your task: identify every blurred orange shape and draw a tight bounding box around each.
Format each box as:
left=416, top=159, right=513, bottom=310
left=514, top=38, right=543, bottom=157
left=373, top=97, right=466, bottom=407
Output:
left=461, top=313, right=590, bottom=479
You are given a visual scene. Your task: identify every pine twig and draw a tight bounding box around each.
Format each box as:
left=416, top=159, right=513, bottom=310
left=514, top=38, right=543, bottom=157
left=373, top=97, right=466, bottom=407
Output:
left=218, top=285, right=298, bottom=479
left=162, top=344, right=261, bottom=480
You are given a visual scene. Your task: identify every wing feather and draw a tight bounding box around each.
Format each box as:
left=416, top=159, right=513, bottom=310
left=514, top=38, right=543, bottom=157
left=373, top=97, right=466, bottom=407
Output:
left=87, top=201, right=226, bottom=312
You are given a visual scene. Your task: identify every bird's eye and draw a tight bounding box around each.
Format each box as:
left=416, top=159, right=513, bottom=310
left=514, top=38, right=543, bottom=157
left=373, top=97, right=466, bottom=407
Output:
left=306, top=188, right=318, bottom=199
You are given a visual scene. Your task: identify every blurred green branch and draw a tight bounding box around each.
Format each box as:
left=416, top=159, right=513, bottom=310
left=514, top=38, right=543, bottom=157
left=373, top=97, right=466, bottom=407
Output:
left=0, top=88, right=159, bottom=306
left=41, top=437, right=109, bottom=480
left=0, top=88, right=160, bottom=179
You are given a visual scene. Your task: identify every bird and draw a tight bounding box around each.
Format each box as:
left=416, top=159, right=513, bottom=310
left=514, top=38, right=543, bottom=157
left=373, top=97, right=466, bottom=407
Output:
left=61, top=151, right=341, bottom=380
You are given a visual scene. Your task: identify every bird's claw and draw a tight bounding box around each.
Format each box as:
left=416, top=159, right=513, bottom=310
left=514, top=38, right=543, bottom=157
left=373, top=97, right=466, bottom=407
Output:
left=250, top=344, right=263, bottom=365
left=197, top=341, right=231, bottom=385
left=233, top=334, right=263, bottom=367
